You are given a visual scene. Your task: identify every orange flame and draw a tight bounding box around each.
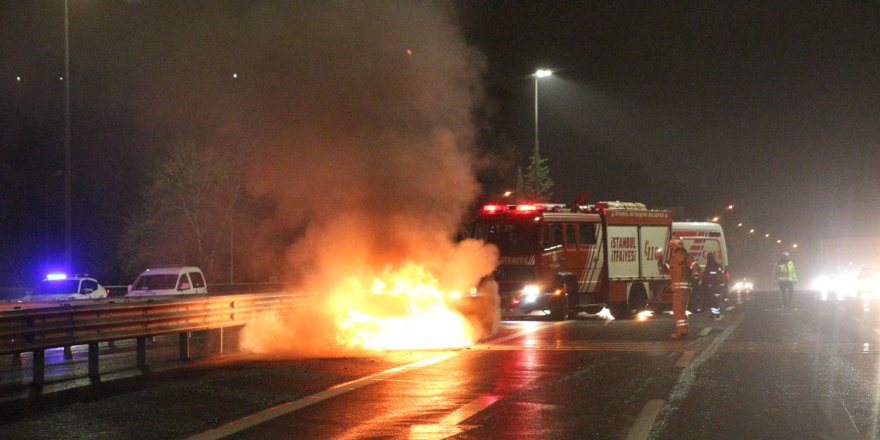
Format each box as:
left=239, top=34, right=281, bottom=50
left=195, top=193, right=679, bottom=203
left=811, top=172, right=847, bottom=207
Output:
left=333, top=262, right=476, bottom=351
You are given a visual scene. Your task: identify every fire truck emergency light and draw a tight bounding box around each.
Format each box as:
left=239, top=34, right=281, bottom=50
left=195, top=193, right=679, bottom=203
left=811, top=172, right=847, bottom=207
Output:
left=482, top=204, right=509, bottom=213
left=516, top=204, right=548, bottom=213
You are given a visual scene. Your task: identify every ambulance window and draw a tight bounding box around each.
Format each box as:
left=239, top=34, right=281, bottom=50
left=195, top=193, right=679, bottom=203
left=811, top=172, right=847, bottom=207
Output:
left=579, top=223, right=596, bottom=246
left=543, top=223, right=563, bottom=251
left=565, top=224, right=577, bottom=247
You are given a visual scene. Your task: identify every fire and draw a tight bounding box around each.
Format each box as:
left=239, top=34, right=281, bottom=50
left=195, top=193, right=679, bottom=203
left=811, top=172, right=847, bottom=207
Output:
left=333, top=262, right=477, bottom=351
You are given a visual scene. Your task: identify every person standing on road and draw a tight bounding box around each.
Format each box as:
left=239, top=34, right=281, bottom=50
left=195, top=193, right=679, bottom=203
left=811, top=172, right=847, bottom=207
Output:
left=774, top=252, right=797, bottom=310
left=702, top=252, right=726, bottom=318
left=657, top=238, right=702, bottom=339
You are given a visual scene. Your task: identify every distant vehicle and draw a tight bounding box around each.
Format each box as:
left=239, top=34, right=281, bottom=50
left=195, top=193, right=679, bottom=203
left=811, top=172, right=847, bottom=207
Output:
left=811, top=270, right=856, bottom=301
left=23, top=273, right=109, bottom=301
left=731, top=278, right=754, bottom=294
left=126, top=266, right=208, bottom=297
left=858, top=267, right=880, bottom=299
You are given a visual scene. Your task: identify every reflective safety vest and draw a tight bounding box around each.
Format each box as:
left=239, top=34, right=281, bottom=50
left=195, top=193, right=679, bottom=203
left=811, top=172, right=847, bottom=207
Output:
left=774, top=260, right=797, bottom=283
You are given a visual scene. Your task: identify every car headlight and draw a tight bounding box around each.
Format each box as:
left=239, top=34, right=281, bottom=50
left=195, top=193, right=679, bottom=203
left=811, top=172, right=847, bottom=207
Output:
left=522, top=285, right=540, bottom=296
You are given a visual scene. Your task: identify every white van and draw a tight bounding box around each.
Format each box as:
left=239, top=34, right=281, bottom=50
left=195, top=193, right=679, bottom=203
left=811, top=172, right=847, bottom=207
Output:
left=126, top=266, right=208, bottom=297
left=672, top=222, right=729, bottom=277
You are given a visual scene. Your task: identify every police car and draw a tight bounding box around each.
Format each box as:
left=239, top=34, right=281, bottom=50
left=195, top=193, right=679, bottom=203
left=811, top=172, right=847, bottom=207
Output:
left=23, top=273, right=110, bottom=301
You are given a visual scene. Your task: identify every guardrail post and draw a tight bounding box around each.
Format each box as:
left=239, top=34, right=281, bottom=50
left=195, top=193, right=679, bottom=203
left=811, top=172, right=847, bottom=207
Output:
left=33, top=349, right=45, bottom=389
left=88, top=342, right=100, bottom=383
left=63, top=345, right=73, bottom=360
left=179, top=332, right=190, bottom=361
left=136, top=337, right=147, bottom=371
left=214, top=327, right=224, bottom=354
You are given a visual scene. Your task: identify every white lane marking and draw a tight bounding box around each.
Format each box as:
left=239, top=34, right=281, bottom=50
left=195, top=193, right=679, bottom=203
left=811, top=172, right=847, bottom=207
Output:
left=482, top=321, right=568, bottom=346
left=625, top=399, right=667, bottom=440
left=191, top=323, right=565, bottom=440
left=440, top=394, right=501, bottom=425
left=409, top=395, right=501, bottom=440
left=698, top=327, right=712, bottom=337
left=647, top=315, right=743, bottom=438
left=187, top=353, right=456, bottom=440
left=674, top=350, right=695, bottom=368
left=817, top=399, right=860, bottom=440
left=736, top=301, right=743, bottom=305
left=726, top=306, right=735, bottom=311
left=409, top=424, right=478, bottom=440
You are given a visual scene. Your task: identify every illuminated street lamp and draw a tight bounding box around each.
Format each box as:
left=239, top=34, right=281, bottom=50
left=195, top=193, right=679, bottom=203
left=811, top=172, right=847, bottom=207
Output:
left=765, top=233, right=771, bottom=238
left=749, top=229, right=755, bottom=234
left=727, top=204, right=735, bottom=210
left=776, top=239, right=782, bottom=244
left=502, top=190, right=513, bottom=198
left=737, top=223, right=743, bottom=227
left=792, top=243, right=798, bottom=249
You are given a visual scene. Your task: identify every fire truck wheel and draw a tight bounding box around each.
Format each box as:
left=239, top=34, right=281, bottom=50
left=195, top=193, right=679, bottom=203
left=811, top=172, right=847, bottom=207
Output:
left=609, top=284, right=648, bottom=319
left=583, top=305, right=604, bottom=315
left=608, top=302, right=632, bottom=319
left=549, top=291, right=569, bottom=321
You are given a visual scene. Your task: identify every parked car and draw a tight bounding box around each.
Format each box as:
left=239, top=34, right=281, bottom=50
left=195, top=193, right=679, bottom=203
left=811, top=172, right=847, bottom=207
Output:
left=126, top=266, right=208, bottom=297
left=23, top=273, right=109, bottom=301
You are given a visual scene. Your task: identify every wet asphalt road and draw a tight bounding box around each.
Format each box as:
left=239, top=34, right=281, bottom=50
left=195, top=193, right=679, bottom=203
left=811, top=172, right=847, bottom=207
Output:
left=3, top=290, right=880, bottom=439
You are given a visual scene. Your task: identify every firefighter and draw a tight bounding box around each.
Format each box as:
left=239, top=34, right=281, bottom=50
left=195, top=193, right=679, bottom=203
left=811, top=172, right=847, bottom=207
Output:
left=702, top=252, right=725, bottom=318
left=774, top=252, right=797, bottom=310
left=657, top=238, right=702, bottom=339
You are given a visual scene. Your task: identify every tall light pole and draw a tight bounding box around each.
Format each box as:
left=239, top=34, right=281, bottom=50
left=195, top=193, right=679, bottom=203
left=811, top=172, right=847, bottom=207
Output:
left=533, top=69, right=553, bottom=153
left=63, top=0, right=72, bottom=270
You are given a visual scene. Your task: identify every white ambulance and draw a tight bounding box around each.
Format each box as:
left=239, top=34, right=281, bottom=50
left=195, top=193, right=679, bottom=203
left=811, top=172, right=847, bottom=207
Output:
left=671, top=222, right=730, bottom=288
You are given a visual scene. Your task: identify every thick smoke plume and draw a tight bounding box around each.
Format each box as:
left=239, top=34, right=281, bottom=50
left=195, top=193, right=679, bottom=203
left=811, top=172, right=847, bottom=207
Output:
left=229, top=1, right=499, bottom=355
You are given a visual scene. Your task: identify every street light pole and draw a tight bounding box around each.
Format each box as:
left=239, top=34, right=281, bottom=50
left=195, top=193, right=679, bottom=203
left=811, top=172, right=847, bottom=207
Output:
left=63, top=0, right=72, bottom=270
left=533, top=69, right=552, bottom=154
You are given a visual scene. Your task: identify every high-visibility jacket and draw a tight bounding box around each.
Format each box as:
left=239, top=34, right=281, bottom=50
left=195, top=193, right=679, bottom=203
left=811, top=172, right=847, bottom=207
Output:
left=660, top=248, right=702, bottom=290
left=774, top=260, right=797, bottom=283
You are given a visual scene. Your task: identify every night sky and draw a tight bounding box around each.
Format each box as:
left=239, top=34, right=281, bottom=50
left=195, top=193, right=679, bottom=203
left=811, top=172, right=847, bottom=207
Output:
left=2, top=1, right=880, bottom=285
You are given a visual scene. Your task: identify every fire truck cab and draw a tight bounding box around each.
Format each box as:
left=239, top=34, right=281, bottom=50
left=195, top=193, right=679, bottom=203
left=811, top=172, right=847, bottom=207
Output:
left=471, top=201, right=673, bottom=320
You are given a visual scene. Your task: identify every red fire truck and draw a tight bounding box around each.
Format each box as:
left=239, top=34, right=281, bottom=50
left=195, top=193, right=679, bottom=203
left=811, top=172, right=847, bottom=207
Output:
left=470, top=201, right=674, bottom=320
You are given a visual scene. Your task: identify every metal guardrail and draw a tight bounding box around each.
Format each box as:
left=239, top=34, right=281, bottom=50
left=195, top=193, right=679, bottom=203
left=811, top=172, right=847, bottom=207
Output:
left=0, top=282, right=300, bottom=301
left=0, top=292, right=312, bottom=388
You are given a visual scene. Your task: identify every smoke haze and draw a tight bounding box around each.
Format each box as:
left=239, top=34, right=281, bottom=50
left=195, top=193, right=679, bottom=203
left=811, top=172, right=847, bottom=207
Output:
left=219, top=1, right=499, bottom=355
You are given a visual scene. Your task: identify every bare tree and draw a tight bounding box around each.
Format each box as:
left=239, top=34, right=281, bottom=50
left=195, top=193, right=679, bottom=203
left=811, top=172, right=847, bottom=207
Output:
left=118, top=141, right=244, bottom=281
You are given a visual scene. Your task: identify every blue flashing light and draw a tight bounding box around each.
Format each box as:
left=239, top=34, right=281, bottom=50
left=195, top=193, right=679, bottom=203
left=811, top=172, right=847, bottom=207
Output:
left=46, top=272, right=67, bottom=281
